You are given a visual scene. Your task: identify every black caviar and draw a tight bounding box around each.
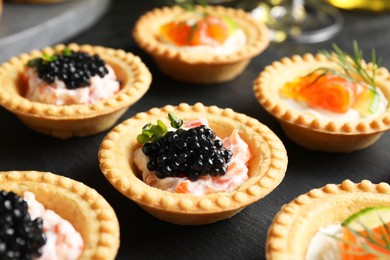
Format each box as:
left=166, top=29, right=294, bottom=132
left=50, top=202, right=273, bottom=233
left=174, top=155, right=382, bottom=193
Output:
left=0, top=190, right=46, bottom=260
left=141, top=125, right=233, bottom=181
left=27, top=49, right=109, bottom=89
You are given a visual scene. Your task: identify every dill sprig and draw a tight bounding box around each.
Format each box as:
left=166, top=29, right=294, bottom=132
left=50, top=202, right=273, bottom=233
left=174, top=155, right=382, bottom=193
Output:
left=320, top=40, right=382, bottom=89
left=327, top=218, right=390, bottom=257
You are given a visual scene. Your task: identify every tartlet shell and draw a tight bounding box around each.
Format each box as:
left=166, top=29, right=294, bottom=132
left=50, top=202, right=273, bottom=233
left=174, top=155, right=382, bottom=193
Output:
left=0, top=171, right=120, bottom=260
left=98, top=103, right=288, bottom=225
left=266, top=179, right=390, bottom=259
left=0, top=43, right=152, bottom=138
left=133, top=5, right=270, bottom=84
left=253, top=53, right=390, bottom=152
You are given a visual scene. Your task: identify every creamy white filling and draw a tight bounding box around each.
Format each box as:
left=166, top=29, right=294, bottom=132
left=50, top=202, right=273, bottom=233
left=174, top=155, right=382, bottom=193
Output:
left=23, top=191, right=83, bottom=260
left=24, top=65, right=120, bottom=105
left=163, top=29, right=247, bottom=56
left=306, top=224, right=342, bottom=260
left=282, top=87, right=388, bottom=122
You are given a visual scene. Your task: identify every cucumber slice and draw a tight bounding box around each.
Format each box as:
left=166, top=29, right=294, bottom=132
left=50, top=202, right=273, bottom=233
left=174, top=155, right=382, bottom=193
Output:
left=221, top=16, right=238, bottom=34
left=352, top=88, right=380, bottom=117
left=342, top=206, right=390, bottom=231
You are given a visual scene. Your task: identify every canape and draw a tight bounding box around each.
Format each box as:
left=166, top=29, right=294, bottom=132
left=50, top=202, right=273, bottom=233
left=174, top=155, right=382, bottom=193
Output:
left=98, top=103, right=287, bottom=225
left=253, top=43, right=390, bottom=152
left=0, top=43, right=152, bottom=138
left=0, top=170, right=120, bottom=259
left=133, top=4, right=269, bottom=84
left=266, top=179, right=390, bottom=259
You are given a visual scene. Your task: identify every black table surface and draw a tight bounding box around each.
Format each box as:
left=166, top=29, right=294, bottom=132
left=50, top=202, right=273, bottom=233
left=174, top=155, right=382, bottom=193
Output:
left=1, top=1, right=390, bottom=259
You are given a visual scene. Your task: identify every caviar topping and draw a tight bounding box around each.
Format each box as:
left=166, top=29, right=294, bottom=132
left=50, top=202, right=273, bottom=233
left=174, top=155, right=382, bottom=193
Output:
left=27, top=49, right=109, bottom=89
left=137, top=113, right=233, bottom=181
left=0, top=190, right=46, bottom=260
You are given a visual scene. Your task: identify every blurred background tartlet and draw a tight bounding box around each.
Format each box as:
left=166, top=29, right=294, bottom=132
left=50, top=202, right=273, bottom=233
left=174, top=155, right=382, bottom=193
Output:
left=0, top=43, right=152, bottom=138
left=133, top=4, right=269, bottom=84
left=0, top=171, right=120, bottom=259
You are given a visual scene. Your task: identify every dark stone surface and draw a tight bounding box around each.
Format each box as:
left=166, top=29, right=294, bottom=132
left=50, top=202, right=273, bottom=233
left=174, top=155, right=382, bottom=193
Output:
left=1, top=1, right=390, bottom=259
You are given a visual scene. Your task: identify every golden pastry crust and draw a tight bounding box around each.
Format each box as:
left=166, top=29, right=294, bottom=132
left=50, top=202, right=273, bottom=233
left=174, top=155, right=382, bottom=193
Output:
left=266, top=179, right=390, bottom=259
left=133, top=5, right=270, bottom=84
left=253, top=53, right=390, bottom=152
left=0, top=43, right=152, bottom=138
left=0, top=170, right=120, bottom=260
left=98, top=102, right=288, bottom=225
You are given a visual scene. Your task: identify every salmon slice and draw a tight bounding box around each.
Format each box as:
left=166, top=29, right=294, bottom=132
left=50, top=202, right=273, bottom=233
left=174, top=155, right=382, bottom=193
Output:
left=160, top=15, right=230, bottom=47
left=281, top=72, right=360, bottom=114
left=341, top=223, right=390, bottom=259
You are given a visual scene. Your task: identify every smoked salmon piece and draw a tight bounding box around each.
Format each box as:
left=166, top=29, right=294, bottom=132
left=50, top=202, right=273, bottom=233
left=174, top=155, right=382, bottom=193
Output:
left=160, top=15, right=230, bottom=47
left=281, top=72, right=360, bottom=114
left=340, top=223, right=390, bottom=259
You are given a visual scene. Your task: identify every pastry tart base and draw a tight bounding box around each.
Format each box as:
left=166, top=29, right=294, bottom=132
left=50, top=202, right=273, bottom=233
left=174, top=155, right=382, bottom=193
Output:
left=253, top=53, right=390, bottom=152
left=133, top=6, right=270, bottom=84
left=98, top=103, right=288, bottom=225
left=266, top=179, right=390, bottom=259
left=0, top=43, right=152, bottom=138
left=0, top=171, right=120, bottom=260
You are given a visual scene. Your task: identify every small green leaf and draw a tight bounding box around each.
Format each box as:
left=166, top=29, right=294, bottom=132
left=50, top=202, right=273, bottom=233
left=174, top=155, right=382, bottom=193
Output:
left=157, top=120, right=168, bottom=133
left=137, top=134, right=150, bottom=144
left=169, top=111, right=183, bottom=129
left=62, top=48, right=72, bottom=56
left=142, top=129, right=154, bottom=138
left=142, top=123, right=152, bottom=130
left=150, top=125, right=164, bottom=136
left=26, top=58, right=42, bottom=68
left=137, top=112, right=184, bottom=144
left=42, top=53, right=58, bottom=63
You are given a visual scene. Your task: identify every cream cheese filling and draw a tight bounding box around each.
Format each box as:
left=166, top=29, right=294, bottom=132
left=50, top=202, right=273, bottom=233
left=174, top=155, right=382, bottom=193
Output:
left=23, top=191, right=83, bottom=260
left=282, top=86, right=388, bottom=122
left=306, top=224, right=341, bottom=260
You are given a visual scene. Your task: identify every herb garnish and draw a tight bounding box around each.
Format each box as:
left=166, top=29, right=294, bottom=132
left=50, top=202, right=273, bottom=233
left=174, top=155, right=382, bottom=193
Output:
left=27, top=48, right=72, bottom=68
left=327, top=220, right=390, bottom=257
left=137, top=112, right=183, bottom=144
left=316, top=40, right=382, bottom=90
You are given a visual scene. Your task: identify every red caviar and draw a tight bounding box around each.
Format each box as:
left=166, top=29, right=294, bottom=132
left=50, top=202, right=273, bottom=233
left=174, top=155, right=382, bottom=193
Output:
left=160, top=15, right=229, bottom=47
